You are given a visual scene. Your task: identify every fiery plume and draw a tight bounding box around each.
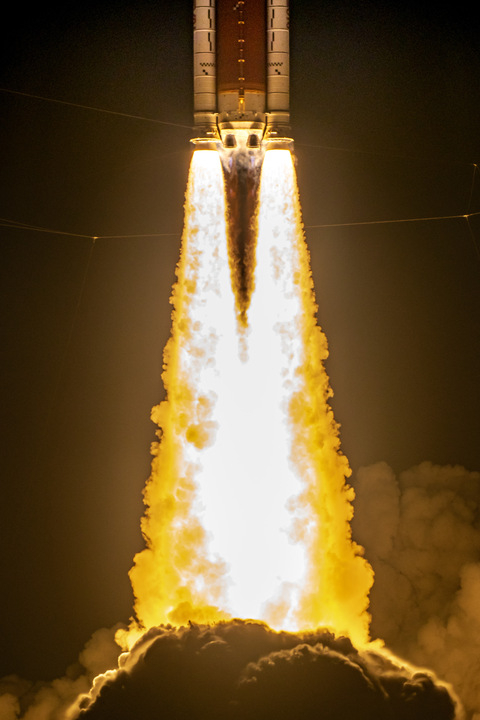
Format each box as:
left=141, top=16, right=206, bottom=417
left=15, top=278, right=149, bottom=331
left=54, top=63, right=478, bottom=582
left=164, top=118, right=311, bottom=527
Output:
left=117, top=148, right=373, bottom=651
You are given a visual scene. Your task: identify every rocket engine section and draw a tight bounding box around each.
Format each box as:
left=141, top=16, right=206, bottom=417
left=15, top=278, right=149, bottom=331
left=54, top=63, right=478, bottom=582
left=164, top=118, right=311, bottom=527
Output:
left=193, top=0, right=291, bottom=150
left=192, top=0, right=292, bottom=319
left=217, top=0, right=266, bottom=148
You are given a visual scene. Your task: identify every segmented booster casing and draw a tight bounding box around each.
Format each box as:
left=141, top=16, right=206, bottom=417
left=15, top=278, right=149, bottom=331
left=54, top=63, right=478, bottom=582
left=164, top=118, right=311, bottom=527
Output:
left=266, top=0, right=289, bottom=132
left=193, top=0, right=290, bottom=145
left=193, top=0, right=217, bottom=133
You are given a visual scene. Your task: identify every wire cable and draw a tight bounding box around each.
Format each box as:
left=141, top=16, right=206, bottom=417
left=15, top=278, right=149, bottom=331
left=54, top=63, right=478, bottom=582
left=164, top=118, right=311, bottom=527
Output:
left=0, top=218, right=181, bottom=240
left=0, top=87, right=193, bottom=130
left=0, top=218, right=95, bottom=239
left=295, top=140, right=478, bottom=170
left=2, top=214, right=480, bottom=240
left=304, top=212, right=480, bottom=231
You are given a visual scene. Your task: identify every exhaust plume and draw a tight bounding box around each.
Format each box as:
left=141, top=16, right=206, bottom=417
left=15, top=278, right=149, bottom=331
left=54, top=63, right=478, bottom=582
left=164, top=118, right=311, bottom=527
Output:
left=117, top=148, right=373, bottom=649
left=2, top=135, right=471, bottom=720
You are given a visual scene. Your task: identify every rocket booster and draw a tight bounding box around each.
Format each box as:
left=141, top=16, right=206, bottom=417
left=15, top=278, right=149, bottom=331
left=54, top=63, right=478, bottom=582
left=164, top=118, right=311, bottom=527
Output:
left=193, top=0, right=291, bottom=150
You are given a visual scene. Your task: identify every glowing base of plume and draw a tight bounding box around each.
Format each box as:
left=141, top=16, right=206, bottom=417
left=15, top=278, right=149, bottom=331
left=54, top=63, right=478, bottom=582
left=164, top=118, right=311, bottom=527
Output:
left=122, top=149, right=373, bottom=651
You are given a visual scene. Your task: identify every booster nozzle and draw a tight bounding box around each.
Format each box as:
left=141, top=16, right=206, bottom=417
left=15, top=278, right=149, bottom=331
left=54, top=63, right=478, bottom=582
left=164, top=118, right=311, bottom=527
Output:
left=263, top=123, right=294, bottom=151
left=191, top=120, right=221, bottom=150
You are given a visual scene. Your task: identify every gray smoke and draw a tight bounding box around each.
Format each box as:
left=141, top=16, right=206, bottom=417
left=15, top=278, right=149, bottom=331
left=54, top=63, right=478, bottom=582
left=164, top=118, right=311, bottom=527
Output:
left=352, top=461, right=480, bottom=719
left=0, top=624, right=124, bottom=720
left=71, top=620, right=459, bottom=720
left=3, top=460, right=478, bottom=720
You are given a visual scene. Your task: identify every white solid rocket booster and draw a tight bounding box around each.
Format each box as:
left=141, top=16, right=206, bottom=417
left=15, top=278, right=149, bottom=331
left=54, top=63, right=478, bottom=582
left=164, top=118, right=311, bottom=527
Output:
left=193, top=0, right=217, bottom=131
left=266, top=0, right=290, bottom=130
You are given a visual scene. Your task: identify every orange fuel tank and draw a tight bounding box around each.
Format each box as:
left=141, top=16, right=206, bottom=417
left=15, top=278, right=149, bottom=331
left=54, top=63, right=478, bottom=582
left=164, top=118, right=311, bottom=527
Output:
left=216, top=0, right=266, bottom=121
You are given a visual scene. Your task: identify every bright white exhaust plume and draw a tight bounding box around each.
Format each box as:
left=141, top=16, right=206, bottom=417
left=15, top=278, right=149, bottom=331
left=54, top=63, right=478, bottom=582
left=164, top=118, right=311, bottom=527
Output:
left=119, top=149, right=373, bottom=650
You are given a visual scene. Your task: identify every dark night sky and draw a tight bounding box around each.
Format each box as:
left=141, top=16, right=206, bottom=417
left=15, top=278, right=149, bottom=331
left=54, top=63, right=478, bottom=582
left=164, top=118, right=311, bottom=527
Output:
left=1, top=0, right=480, bottom=686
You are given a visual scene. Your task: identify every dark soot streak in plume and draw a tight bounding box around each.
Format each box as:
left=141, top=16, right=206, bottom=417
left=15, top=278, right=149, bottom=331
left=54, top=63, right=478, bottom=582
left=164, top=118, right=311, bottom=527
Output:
left=76, top=620, right=458, bottom=720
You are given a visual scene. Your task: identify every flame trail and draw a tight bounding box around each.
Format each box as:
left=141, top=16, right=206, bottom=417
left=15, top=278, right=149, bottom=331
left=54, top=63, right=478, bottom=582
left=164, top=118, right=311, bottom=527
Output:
left=123, top=150, right=233, bottom=642
left=118, top=148, right=373, bottom=651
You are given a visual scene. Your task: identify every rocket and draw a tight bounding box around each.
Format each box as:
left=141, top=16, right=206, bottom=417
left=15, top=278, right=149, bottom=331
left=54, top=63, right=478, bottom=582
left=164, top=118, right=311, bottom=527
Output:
left=192, top=0, right=291, bottom=151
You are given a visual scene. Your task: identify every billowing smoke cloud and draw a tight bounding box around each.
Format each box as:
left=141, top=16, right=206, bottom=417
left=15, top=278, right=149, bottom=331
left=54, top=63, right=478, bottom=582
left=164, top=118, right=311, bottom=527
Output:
left=352, top=461, right=480, bottom=719
left=4, top=461, right=479, bottom=720
left=71, top=620, right=458, bottom=720
left=0, top=624, right=124, bottom=720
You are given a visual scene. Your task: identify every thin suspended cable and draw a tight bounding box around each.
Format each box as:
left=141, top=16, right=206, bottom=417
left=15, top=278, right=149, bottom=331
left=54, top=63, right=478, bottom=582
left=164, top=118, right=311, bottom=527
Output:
left=305, top=212, right=471, bottom=230
left=2, top=147, right=479, bottom=239
left=0, top=219, right=95, bottom=239
left=0, top=87, right=193, bottom=130
left=295, top=140, right=477, bottom=169
left=0, top=218, right=180, bottom=240
left=3, top=214, right=480, bottom=238
left=96, top=232, right=180, bottom=239
left=3, top=86, right=478, bottom=179
left=2, top=87, right=477, bottom=172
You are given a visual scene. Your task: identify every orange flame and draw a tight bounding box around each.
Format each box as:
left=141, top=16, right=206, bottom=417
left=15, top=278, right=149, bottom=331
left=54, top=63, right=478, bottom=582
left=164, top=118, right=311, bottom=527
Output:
left=117, top=148, right=373, bottom=652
